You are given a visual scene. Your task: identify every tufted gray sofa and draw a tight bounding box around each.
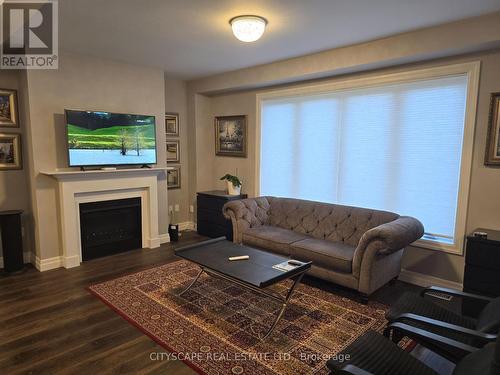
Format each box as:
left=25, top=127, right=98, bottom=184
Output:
left=223, top=196, right=424, bottom=301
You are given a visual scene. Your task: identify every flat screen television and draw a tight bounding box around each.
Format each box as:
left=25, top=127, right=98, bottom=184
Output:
left=65, top=109, right=157, bottom=167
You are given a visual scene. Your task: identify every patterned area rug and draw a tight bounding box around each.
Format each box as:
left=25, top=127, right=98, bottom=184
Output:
left=89, top=260, right=409, bottom=374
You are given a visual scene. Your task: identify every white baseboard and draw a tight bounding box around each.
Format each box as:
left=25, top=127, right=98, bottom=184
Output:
left=63, top=255, right=81, bottom=269
left=4, top=223, right=192, bottom=272
left=35, top=255, right=63, bottom=272
left=399, top=269, right=463, bottom=290
left=147, top=237, right=161, bottom=248
left=178, top=221, right=196, bottom=231
left=159, top=233, right=170, bottom=244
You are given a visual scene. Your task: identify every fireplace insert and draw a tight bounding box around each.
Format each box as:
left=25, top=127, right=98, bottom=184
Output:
left=79, top=197, right=142, bottom=261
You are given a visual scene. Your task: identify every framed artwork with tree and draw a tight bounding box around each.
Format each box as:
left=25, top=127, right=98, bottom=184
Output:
left=214, top=115, right=247, bottom=157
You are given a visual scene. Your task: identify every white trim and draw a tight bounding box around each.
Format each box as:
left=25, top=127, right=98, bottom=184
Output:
left=256, top=62, right=481, bottom=102
left=255, top=61, right=481, bottom=255
left=399, top=269, right=463, bottom=290
left=254, top=94, right=262, bottom=198
left=40, top=167, right=168, bottom=179
left=35, top=255, right=63, bottom=272
left=178, top=221, right=196, bottom=231
left=43, top=171, right=163, bottom=268
left=63, top=255, right=80, bottom=269
left=148, top=237, right=161, bottom=248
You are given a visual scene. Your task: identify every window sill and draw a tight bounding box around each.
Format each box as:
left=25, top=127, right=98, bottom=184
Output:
left=410, top=238, right=464, bottom=256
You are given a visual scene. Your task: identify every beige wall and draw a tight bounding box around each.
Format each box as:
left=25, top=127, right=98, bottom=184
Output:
left=193, top=93, right=215, bottom=193
left=0, top=70, right=33, bottom=257
left=164, top=76, right=192, bottom=224
left=24, top=52, right=167, bottom=260
left=208, top=92, right=256, bottom=195
left=188, top=49, right=500, bottom=284
left=184, top=92, right=213, bottom=220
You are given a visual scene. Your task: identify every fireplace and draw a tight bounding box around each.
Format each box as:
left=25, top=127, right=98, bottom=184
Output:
left=79, top=197, right=142, bottom=261
left=42, top=168, right=166, bottom=270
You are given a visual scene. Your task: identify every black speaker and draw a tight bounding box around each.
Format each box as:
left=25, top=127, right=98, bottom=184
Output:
left=1, top=210, right=24, bottom=273
left=168, top=224, right=179, bottom=242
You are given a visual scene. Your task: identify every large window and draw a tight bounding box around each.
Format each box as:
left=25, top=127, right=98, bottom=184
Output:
left=258, top=64, right=479, bottom=253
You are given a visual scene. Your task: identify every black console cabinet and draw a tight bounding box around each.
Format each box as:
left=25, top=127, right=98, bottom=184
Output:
left=197, top=190, right=247, bottom=241
left=463, top=228, right=500, bottom=316
left=0, top=210, right=24, bottom=273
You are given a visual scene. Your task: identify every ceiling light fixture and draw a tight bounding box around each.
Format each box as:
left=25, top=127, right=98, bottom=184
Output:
left=229, top=15, right=267, bottom=43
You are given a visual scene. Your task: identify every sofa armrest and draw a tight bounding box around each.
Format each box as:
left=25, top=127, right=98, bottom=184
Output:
left=353, top=216, right=424, bottom=293
left=359, top=216, right=424, bottom=254
left=222, top=197, right=271, bottom=243
left=366, top=216, right=424, bottom=254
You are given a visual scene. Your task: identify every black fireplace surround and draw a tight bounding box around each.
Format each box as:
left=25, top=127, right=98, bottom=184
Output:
left=79, top=197, right=142, bottom=261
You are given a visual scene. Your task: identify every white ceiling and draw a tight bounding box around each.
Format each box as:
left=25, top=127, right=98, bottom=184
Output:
left=59, top=0, right=500, bottom=80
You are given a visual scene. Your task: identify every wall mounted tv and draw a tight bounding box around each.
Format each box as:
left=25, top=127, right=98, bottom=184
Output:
left=65, top=110, right=157, bottom=167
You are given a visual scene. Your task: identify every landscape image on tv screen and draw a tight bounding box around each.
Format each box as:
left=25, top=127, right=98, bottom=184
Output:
left=66, top=110, right=157, bottom=167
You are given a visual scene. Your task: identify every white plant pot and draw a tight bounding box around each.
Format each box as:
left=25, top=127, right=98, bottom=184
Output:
left=226, top=181, right=241, bottom=195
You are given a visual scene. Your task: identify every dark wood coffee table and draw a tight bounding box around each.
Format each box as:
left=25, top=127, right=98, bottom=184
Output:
left=175, top=237, right=312, bottom=340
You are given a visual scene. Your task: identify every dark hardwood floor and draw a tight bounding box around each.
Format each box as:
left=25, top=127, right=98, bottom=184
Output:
left=0, top=231, right=450, bottom=374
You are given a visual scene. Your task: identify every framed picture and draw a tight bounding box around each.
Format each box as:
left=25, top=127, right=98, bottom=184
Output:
left=0, top=88, right=19, bottom=128
left=167, top=166, right=181, bottom=189
left=485, top=92, right=500, bottom=166
left=166, top=139, right=180, bottom=163
left=215, top=115, right=247, bottom=157
left=165, top=112, right=179, bottom=137
left=0, top=133, right=22, bottom=170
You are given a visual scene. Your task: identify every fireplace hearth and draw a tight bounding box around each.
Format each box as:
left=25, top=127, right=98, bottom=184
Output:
left=80, top=197, right=142, bottom=261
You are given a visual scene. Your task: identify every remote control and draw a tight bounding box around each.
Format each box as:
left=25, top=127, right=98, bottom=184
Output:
left=288, top=260, right=303, bottom=266
left=228, top=255, right=249, bottom=261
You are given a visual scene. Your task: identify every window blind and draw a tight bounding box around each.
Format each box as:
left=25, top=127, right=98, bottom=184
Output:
left=260, top=75, right=468, bottom=244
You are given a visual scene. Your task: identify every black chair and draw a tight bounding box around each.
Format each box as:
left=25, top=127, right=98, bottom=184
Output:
left=384, top=286, right=500, bottom=362
left=327, top=326, right=500, bottom=375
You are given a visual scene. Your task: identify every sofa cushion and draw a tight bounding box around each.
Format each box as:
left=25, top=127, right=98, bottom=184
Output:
left=242, top=226, right=307, bottom=256
left=267, top=197, right=399, bottom=247
left=290, top=237, right=355, bottom=273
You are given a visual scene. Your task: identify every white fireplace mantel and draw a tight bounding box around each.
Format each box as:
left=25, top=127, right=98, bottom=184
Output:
left=42, top=168, right=168, bottom=269
left=42, top=167, right=168, bottom=180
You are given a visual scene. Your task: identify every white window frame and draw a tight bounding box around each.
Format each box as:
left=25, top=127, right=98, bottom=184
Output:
left=255, top=62, right=481, bottom=255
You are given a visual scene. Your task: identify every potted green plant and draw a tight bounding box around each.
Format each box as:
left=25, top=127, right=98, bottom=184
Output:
left=220, top=174, right=242, bottom=195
